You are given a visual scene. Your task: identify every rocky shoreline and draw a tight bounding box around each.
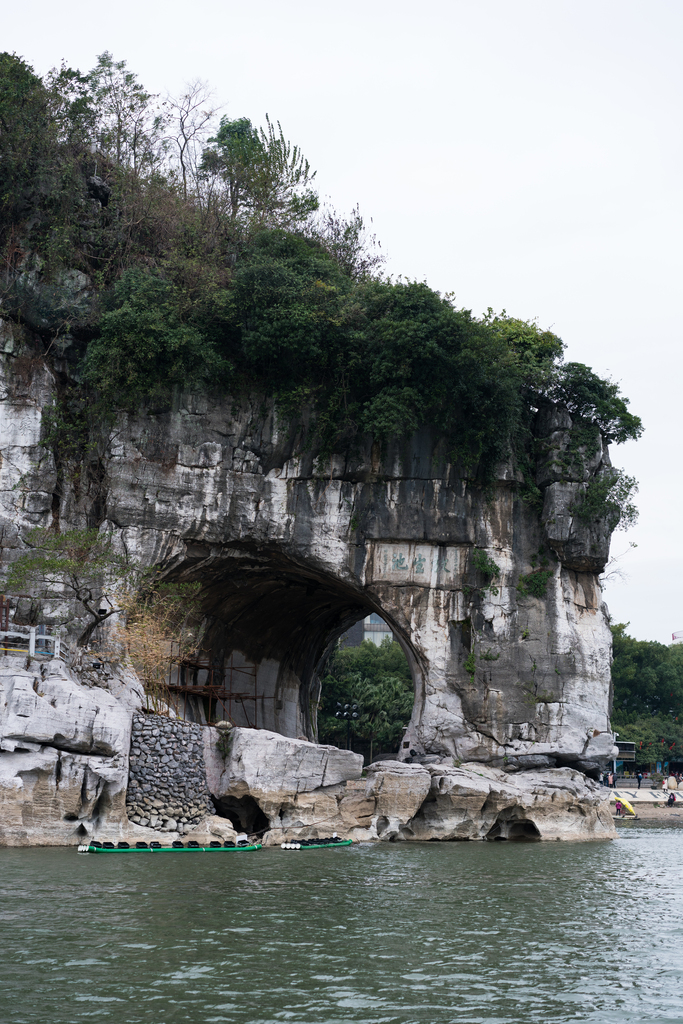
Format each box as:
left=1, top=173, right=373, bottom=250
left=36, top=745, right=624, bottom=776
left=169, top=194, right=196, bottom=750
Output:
left=0, top=655, right=616, bottom=847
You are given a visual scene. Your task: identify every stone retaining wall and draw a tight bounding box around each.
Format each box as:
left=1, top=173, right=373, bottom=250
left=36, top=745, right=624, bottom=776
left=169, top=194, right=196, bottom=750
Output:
left=126, top=713, right=214, bottom=834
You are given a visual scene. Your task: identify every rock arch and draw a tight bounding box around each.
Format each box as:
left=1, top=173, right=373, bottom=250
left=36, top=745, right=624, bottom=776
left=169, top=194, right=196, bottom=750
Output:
left=2, top=379, right=616, bottom=772
left=162, top=544, right=422, bottom=740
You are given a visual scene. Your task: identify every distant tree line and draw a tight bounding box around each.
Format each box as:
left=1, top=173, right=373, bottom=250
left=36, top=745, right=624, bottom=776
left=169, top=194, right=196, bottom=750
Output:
left=317, top=638, right=414, bottom=762
left=610, top=624, right=683, bottom=767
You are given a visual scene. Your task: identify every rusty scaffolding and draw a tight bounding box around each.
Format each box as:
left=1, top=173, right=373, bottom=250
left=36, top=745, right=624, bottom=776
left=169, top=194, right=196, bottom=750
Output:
left=167, top=646, right=274, bottom=728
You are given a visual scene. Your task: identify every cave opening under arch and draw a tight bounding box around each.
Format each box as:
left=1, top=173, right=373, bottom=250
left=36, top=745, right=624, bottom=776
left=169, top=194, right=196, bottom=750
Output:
left=163, top=545, right=421, bottom=745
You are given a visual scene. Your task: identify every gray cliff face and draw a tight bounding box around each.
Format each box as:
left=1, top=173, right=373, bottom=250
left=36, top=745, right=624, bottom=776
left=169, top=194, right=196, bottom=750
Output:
left=0, top=655, right=134, bottom=846
left=0, top=319, right=617, bottom=777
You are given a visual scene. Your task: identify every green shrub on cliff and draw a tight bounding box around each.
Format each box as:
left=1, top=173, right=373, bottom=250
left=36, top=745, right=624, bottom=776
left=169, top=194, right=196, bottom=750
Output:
left=0, top=51, right=643, bottom=486
left=83, top=270, right=226, bottom=400
left=571, top=469, right=639, bottom=531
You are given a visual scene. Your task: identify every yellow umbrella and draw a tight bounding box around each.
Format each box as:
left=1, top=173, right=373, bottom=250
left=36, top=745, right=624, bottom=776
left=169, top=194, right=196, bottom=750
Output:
left=611, top=794, right=636, bottom=816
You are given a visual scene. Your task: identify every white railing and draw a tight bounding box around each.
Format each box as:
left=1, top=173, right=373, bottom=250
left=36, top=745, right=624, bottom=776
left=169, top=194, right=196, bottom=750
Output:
left=0, top=623, right=63, bottom=658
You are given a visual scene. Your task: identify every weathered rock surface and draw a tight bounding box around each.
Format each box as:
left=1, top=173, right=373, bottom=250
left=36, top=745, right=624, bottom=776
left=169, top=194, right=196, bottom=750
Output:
left=0, top=655, right=133, bottom=845
left=204, top=728, right=614, bottom=844
left=0, top=741, right=128, bottom=846
left=407, top=762, right=615, bottom=841
left=0, top=748, right=109, bottom=846
left=364, top=761, right=432, bottom=840
left=185, top=814, right=238, bottom=846
left=204, top=725, right=363, bottom=820
left=0, top=657, right=132, bottom=757
left=0, top=327, right=619, bottom=773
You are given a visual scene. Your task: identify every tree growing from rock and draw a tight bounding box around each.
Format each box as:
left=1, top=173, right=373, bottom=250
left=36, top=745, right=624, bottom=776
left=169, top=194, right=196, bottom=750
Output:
left=4, top=527, right=139, bottom=646
left=4, top=528, right=205, bottom=714
left=87, top=50, right=167, bottom=175
left=200, top=113, right=318, bottom=229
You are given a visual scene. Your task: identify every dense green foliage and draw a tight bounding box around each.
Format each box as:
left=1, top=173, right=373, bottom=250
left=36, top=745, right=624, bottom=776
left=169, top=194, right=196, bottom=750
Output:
left=611, top=624, right=683, bottom=766
left=318, top=638, right=413, bottom=761
left=0, top=51, right=642, bottom=488
left=547, top=362, right=642, bottom=446
left=517, top=569, right=554, bottom=598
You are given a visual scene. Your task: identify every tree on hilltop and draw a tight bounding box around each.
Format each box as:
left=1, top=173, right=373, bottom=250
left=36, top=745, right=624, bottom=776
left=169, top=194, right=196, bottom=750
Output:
left=200, top=113, right=318, bottom=228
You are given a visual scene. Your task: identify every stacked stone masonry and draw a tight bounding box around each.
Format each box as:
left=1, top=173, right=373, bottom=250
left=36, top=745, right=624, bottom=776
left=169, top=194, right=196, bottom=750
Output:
left=126, top=714, right=214, bottom=834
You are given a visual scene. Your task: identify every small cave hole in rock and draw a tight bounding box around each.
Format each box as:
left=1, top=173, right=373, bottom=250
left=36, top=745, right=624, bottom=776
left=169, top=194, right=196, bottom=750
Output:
left=91, top=790, right=107, bottom=822
left=213, top=795, right=269, bottom=834
left=485, top=821, right=505, bottom=841
left=508, top=820, right=541, bottom=841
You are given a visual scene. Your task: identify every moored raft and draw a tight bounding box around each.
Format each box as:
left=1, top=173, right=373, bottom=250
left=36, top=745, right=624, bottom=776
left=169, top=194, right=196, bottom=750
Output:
left=281, top=837, right=353, bottom=850
left=79, top=840, right=261, bottom=853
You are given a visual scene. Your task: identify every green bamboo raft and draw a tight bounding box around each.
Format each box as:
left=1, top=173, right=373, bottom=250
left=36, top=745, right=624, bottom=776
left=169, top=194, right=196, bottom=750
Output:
left=280, top=839, right=353, bottom=850
left=78, top=840, right=261, bottom=854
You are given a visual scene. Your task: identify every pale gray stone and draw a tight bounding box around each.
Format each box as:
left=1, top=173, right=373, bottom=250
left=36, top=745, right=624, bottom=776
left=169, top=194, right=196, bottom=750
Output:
left=0, top=313, right=623, bottom=845
left=0, top=744, right=128, bottom=846
left=204, top=726, right=362, bottom=809
left=0, top=659, right=132, bottom=757
left=256, top=761, right=616, bottom=845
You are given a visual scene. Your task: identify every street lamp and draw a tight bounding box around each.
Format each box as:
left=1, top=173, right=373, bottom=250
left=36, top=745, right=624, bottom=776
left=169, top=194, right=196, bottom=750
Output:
left=335, top=702, right=359, bottom=750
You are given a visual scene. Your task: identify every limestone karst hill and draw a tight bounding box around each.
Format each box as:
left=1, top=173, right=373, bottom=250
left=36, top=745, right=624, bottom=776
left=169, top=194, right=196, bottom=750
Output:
left=0, top=51, right=640, bottom=844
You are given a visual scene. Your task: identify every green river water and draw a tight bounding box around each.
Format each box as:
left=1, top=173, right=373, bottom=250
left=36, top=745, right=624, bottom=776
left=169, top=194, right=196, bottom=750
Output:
left=1, top=822, right=682, bottom=1024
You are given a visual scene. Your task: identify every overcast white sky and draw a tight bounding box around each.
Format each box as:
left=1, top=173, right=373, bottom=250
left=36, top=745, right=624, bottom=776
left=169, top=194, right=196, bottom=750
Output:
left=4, top=0, right=681, bottom=642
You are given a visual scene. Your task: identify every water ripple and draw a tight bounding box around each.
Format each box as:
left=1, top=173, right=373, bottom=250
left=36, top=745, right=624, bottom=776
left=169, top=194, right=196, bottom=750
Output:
left=1, top=827, right=683, bottom=1022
